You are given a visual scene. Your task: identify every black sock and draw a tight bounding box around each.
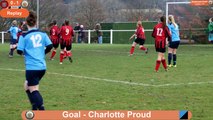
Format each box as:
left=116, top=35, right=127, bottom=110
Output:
left=168, top=53, right=172, bottom=65
left=26, top=90, right=37, bottom=110
left=9, top=49, right=14, bottom=56
left=26, top=90, right=32, bottom=104
left=31, top=91, right=45, bottom=110
left=173, top=54, right=177, bottom=65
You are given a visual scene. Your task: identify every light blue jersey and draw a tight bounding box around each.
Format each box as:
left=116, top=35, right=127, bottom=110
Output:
left=168, top=23, right=180, bottom=42
left=17, top=28, right=52, bottom=70
left=8, top=26, right=20, bottom=39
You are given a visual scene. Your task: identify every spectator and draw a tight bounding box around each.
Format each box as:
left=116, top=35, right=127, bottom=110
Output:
left=78, top=25, right=85, bottom=43
left=74, top=23, right=80, bottom=43
left=208, top=18, right=213, bottom=43
left=95, top=23, right=103, bottom=44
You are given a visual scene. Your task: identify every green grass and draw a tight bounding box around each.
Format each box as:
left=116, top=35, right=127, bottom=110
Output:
left=0, top=44, right=213, bottom=120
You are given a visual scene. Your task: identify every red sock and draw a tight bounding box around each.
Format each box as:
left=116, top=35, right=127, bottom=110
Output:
left=67, top=51, right=72, bottom=57
left=64, top=51, right=67, bottom=58
left=140, top=46, right=146, bottom=51
left=161, top=59, right=167, bottom=70
left=50, top=50, right=56, bottom=59
left=130, top=46, right=135, bottom=55
left=60, top=53, right=64, bottom=62
left=155, top=60, right=161, bottom=71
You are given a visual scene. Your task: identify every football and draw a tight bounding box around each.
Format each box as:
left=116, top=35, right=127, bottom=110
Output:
left=21, top=0, right=28, bottom=8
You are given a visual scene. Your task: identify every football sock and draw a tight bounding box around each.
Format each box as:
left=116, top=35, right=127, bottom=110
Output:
left=26, top=90, right=33, bottom=104
left=50, top=50, right=56, bottom=59
left=9, top=49, right=14, bottom=55
left=31, top=91, right=45, bottom=110
left=60, top=53, right=64, bottom=62
left=168, top=53, right=172, bottom=65
left=140, top=46, right=146, bottom=51
left=130, top=46, right=135, bottom=55
left=161, top=59, right=167, bottom=70
left=64, top=51, right=67, bottom=58
left=26, top=90, right=37, bottom=110
left=67, top=51, right=72, bottom=57
left=173, top=54, right=177, bottom=65
left=155, top=60, right=161, bottom=71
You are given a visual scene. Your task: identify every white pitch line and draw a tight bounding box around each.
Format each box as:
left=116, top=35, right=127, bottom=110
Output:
left=78, top=49, right=213, bottom=57
left=0, top=68, right=213, bottom=87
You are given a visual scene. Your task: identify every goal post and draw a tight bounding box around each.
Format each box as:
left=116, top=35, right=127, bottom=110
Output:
left=166, top=2, right=191, bottom=23
left=166, top=0, right=213, bottom=22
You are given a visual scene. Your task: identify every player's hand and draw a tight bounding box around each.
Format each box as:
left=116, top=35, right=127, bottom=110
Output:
left=166, top=40, right=169, bottom=47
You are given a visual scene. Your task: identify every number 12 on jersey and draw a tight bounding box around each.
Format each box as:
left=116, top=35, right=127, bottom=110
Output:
left=30, top=34, right=42, bottom=48
left=157, top=28, right=163, bottom=36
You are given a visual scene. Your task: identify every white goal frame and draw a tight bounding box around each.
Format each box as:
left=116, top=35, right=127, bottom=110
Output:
left=166, top=1, right=191, bottom=23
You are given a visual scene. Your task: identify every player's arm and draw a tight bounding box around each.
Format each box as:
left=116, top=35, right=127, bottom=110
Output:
left=152, top=27, right=156, bottom=38
left=165, top=27, right=172, bottom=45
left=49, top=27, right=52, bottom=36
left=7, top=27, right=12, bottom=33
left=165, top=27, right=171, bottom=42
left=18, top=28, right=22, bottom=33
left=72, top=29, right=75, bottom=37
left=44, top=34, right=53, bottom=54
left=17, top=35, right=25, bottom=55
left=45, top=44, right=53, bottom=54
left=129, top=33, right=136, bottom=40
left=17, top=50, right=23, bottom=55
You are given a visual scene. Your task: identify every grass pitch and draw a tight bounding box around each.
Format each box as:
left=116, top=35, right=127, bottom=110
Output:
left=0, top=44, right=213, bottom=120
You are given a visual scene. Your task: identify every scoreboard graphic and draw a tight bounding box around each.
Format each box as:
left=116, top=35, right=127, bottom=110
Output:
left=0, top=0, right=29, bottom=18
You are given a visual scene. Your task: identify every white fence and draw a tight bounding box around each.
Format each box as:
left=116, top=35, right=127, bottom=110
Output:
left=0, top=29, right=153, bottom=44
left=1, top=28, right=207, bottom=44
left=0, top=31, right=7, bottom=44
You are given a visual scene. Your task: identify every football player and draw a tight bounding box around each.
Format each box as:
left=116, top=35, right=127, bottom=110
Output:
left=49, top=20, right=60, bottom=60
left=17, top=11, right=53, bottom=110
left=167, top=15, right=181, bottom=68
left=8, top=20, right=21, bottom=57
left=59, top=20, right=74, bottom=64
left=152, top=16, right=171, bottom=72
left=129, top=21, right=148, bottom=56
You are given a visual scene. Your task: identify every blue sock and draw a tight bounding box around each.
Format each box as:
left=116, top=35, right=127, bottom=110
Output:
left=173, top=54, right=177, bottom=65
left=31, top=91, right=45, bottom=110
left=168, top=53, right=172, bottom=65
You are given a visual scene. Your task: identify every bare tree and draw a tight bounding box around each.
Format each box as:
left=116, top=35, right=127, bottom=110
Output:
left=73, top=0, right=106, bottom=29
left=27, top=0, right=70, bottom=29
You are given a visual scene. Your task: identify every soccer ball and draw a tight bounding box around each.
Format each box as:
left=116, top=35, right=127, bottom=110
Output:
left=209, top=0, right=213, bottom=5
left=21, top=0, right=28, bottom=8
